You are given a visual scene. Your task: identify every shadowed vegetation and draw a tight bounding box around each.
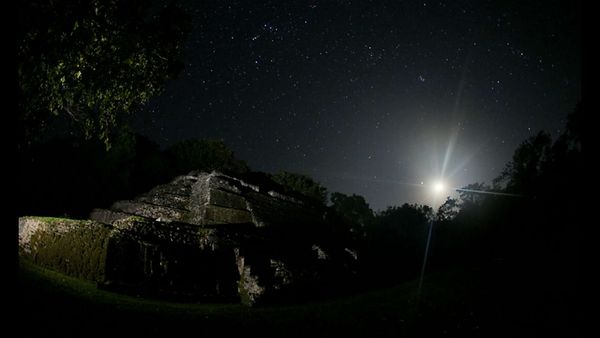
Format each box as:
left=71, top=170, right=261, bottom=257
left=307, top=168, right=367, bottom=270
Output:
left=21, top=258, right=576, bottom=337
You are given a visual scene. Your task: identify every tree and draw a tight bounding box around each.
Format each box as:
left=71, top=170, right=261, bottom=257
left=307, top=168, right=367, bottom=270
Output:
left=555, top=101, right=582, bottom=154
left=458, top=182, right=491, bottom=206
left=362, top=203, right=432, bottom=284
left=436, top=197, right=460, bottom=222
left=494, top=131, right=553, bottom=194
left=164, top=139, right=249, bottom=176
left=271, top=171, right=328, bottom=205
left=431, top=102, right=583, bottom=269
left=330, top=192, right=374, bottom=229
left=18, top=0, right=190, bottom=149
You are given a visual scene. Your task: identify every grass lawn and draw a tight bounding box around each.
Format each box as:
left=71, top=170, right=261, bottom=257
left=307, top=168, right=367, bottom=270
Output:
left=17, top=259, right=577, bottom=337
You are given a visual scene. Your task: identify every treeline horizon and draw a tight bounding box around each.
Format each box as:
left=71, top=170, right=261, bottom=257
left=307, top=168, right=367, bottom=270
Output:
left=19, top=101, right=582, bottom=275
left=18, top=102, right=582, bottom=217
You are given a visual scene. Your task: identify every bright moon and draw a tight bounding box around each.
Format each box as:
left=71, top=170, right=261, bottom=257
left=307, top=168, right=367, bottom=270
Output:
left=433, top=181, right=445, bottom=194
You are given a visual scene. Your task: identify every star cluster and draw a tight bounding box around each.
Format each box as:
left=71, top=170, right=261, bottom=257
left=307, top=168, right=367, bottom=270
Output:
left=134, top=0, right=580, bottom=210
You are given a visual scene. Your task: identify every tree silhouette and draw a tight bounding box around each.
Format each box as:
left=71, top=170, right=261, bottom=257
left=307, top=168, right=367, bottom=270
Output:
left=271, top=171, right=328, bottom=205
left=494, top=132, right=553, bottom=195
left=164, top=139, right=250, bottom=177
left=436, top=197, right=460, bottom=222
left=330, top=192, right=375, bottom=231
left=457, top=182, right=492, bottom=206
left=428, top=102, right=583, bottom=281
left=362, top=203, right=432, bottom=285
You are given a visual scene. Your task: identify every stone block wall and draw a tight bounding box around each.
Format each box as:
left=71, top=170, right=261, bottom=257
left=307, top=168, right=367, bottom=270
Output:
left=18, top=171, right=360, bottom=306
left=18, top=217, right=112, bottom=281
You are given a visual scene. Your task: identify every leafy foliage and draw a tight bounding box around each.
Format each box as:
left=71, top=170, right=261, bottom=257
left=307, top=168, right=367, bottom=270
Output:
left=18, top=0, right=190, bottom=148
left=436, top=197, right=460, bottom=222
left=271, top=171, right=328, bottom=205
left=164, top=139, right=250, bottom=176
left=330, top=192, right=374, bottom=230
left=457, top=182, right=491, bottom=206
left=494, top=131, right=553, bottom=194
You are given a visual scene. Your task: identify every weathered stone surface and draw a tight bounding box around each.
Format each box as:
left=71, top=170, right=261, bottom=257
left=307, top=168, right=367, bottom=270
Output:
left=199, top=205, right=253, bottom=224
left=235, top=248, right=266, bottom=306
left=110, top=216, right=222, bottom=249
left=136, top=193, right=191, bottom=210
left=148, top=175, right=197, bottom=196
left=244, top=190, right=322, bottom=227
left=18, top=216, right=112, bottom=281
left=207, top=188, right=247, bottom=210
left=89, top=208, right=131, bottom=224
left=102, top=217, right=240, bottom=300
left=110, top=200, right=191, bottom=222
left=21, top=171, right=360, bottom=306
left=92, top=171, right=325, bottom=228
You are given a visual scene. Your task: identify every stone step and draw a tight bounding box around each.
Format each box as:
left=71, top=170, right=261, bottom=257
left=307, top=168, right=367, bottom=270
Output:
left=89, top=208, right=134, bottom=224
left=244, top=191, right=321, bottom=227
left=199, top=205, right=253, bottom=225
left=147, top=179, right=195, bottom=196
left=136, top=193, right=191, bottom=210
left=206, top=188, right=248, bottom=210
left=111, top=200, right=191, bottom=222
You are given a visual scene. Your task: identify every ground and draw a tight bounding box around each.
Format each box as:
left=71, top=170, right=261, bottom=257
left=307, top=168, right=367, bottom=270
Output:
left=16, top=259, right=577, bottom=337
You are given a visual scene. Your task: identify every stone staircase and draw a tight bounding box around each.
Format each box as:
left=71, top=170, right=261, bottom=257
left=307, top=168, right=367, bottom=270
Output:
left=90, top=171, right=322, bottom=228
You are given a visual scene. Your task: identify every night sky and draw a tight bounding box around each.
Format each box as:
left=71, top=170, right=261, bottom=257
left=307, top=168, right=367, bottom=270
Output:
left=133, top=0, right=581, bottom=211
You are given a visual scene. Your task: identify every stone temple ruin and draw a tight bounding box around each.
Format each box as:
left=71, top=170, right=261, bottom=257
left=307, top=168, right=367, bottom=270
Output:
left=18, top=171, right=359, bottom=306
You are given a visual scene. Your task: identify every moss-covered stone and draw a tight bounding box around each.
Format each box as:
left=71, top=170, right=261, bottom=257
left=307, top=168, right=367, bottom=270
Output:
left=19, top=216, right=112, bottom=281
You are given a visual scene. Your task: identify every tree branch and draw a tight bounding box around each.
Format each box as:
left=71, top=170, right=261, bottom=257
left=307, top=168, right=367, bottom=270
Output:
left=64, top=105, right=80, bottom=122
